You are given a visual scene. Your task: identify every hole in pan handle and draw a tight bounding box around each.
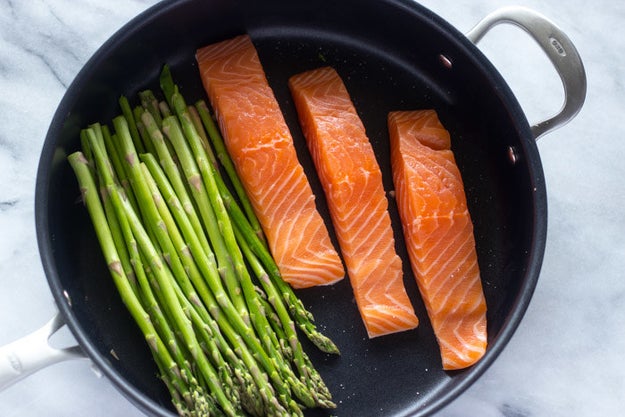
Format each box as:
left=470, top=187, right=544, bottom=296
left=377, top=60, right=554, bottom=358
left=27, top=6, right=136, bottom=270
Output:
left=0, top=309, right=86, bottom=391
left=466, top=6, right=587, bottom=140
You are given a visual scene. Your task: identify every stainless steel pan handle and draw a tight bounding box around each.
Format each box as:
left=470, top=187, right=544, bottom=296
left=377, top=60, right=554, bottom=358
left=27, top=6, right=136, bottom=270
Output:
left=466, top=6, right=587, bottom=140
left=0, top=310, right=85, bottom=391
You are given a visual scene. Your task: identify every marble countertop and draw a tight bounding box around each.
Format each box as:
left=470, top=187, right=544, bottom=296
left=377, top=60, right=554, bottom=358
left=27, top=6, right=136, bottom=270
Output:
left=0, top=0, right=622, bottom=416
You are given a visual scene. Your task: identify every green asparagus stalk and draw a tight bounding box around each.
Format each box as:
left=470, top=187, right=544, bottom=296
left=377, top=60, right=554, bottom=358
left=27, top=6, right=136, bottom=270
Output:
left=100, top=180, right=205, bottom=413
left=166, top=69, right=338, bottom=402
left=141, top=162, right=243, bottom=405
left=118, top=97, right=145, bottom=154
left=159, top=64, right=177, bottom=109
left=194, top=99, right=263, bottom=241
left=176, top=289, right=259, bottom=415
left=87, top=130, right=186, bottom=383
left=144, top=133, right=294, bottom=412
left=139, top=89, right=163, bottom=127
left=172, top=91, right=319, bottom=406
left=133, top=105, right=148, bottom=135
left=234, top=223, right=335, bottom=408
left=98, top=171, right=137, bottom=294
left=149, top=106, right=301, bottom=411
left=192, top=98, right=339, bottom=354
left=140, top=111, right=209, bottom=254
left=79, top=129, right=95, bottom=175
left=71, top=63, right=343, bottom=416
left=115, top=183, right=234, bottom=417
left=187, top=104, right=218, bottom=169
left=160, top=115, right=306, bottom=414
left=159, top=100, right=172, bottom=118
left=68, top=151, right=203, bottom=415
left=101, top=125, right=141, bottom=215
left=141, top=153, right=288, bottom=416
left=103, top=117, right=241, bottom=416
left=140, top=164, right=298, bottom=415
left=161, top=115, right=249, bottom=321
left=98, top=158, right=192, bottom=378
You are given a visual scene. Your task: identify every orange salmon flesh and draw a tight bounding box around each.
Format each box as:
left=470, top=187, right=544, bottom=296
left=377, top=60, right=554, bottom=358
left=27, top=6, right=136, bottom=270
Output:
left=388, top=110, right=487, bottom=370
left=290, top=66, right=419, bottom=338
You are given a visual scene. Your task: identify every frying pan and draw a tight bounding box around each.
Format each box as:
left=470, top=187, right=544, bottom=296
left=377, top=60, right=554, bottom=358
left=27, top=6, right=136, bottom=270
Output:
left=0, top=0, right=586, bottom=416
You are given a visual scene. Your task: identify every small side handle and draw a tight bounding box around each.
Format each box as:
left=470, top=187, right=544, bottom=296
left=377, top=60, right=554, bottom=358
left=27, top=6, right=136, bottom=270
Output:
left=0, top=310, right=85, bottom=391
left=466, top=6, right=587, bottom=140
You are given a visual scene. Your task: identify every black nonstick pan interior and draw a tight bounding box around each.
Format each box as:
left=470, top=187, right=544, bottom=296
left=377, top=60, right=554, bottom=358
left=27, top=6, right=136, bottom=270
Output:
left=36, top=0, right=545, bottom=415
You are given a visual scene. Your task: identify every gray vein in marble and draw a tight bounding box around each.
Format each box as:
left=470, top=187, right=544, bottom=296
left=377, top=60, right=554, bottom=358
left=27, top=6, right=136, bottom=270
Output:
left=0, top=199, right=18, bottom=211
left=3, top=0, right=17, bottom=19
left=0, top=130, right=18, bottom=157
left=0, top=3, right=85, bottom=90
left=46, top=6, right=84, bottom=64
left=23, top=45, right=68, bottom=89
left=500, top=403, right=531, bottom=417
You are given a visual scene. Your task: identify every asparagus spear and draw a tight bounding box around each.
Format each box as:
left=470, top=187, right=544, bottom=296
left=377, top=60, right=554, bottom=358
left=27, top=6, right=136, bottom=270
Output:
left=161, top=115, right=305, bottom=414
left=139, top=89, right=163, bottom=127
left=141, top=166, right=299, bottom=415
left=119, top=96, right=146, bottom=152
left=70, top=63, right=343, bottom=416
left=136, top=122, right=300, bottom=412
left=187, top=103, right=218, bottom=169
left=101, top=118, right=242, bottom=416
left=159, top=100, right=172, bottom=118
left=100, top=125, right=141, bottom=215
left=99, top=174, right=205, bottom=413
left=115, top=183, right=236, bottom=417
left=158, top=74, right=308, bottom=409
left=161, top=116, right=248, bottom=318
left=234, top=224, right=335, bottom=408
left=68, top=152, right=206, bottom=416
left=141, top=153, right=287, bottom=416
left=141, top=112, right=298, bottom=413
left=141, top=161, right=243, bottom=404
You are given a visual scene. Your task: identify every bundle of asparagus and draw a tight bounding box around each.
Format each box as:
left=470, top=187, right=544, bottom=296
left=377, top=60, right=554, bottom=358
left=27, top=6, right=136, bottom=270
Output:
left=68, top=66, right=339, bottom=417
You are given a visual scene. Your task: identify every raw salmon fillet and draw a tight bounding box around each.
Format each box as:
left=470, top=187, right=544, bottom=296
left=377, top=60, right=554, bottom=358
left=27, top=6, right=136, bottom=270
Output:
left=195, top=35, right=344, bottom=289
left=388, top=110, right=487, bottom=369
left=289, top=66, right=419, bottom=337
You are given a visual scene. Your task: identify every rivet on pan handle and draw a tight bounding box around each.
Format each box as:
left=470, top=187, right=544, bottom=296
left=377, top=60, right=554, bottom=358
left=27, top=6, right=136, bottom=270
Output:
left=466, top=6, right=587, bottom=140
left=0, top=309, right=86, bottom=391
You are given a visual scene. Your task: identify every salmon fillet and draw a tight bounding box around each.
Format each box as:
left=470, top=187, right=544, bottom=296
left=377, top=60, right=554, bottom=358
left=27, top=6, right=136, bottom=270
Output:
left=289, top=67, right=419, bottom=338
left=195, top=35, right=344, bottom=289
left=388, top=110, right=487, bottom=370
